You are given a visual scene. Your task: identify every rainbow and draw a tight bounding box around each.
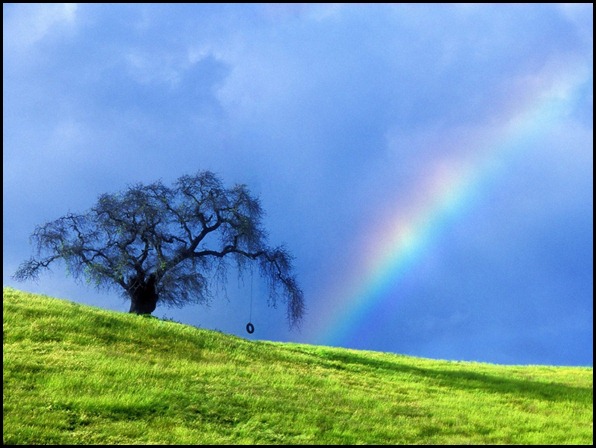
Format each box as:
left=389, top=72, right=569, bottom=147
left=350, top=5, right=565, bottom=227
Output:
left=312, top=63, right=590, bottom=347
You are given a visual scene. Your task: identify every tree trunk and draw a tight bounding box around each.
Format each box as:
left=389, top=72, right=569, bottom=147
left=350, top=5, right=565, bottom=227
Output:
left=128, top=274, right=158, bottom=314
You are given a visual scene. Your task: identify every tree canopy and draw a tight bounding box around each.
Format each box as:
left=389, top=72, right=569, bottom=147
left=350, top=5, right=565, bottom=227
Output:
left=14, top=171, right=305, bottom=328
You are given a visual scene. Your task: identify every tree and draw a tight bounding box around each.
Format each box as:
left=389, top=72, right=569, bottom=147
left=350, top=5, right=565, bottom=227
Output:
left=13, top=171, right=305, bottom=328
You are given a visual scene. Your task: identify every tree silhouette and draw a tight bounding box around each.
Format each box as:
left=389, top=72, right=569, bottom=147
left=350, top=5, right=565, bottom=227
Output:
left=14, top=171, right=305, bottom=328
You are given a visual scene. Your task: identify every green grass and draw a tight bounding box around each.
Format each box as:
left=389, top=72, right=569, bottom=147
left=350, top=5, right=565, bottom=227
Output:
left=3, top=287, right=593, bottom=445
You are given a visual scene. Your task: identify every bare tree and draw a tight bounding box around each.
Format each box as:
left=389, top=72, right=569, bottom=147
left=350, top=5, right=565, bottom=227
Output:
left=14, top=171, right=305, bottom=328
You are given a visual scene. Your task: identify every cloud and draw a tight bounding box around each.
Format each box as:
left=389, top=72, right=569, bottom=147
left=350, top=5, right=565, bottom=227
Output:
left=4, top=4, right=592, bottom=365
left=3, top=3, right=78, bottom=53
left=557, top=3, right=594, bottom=46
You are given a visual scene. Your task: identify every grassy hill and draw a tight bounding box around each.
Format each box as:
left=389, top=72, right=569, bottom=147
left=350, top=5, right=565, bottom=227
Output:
left=3, top=287, right=593, bottom=445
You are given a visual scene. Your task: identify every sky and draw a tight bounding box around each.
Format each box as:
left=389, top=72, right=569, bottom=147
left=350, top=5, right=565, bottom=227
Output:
left=3, top=3, right=593, bottom=366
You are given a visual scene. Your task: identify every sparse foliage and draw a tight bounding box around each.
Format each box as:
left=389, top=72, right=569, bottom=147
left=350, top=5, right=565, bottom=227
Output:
left=14, top=171, right=305, bottom=328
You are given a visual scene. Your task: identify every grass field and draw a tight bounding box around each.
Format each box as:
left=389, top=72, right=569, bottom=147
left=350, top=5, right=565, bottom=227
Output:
left=3, top=287, right=593, bottom=444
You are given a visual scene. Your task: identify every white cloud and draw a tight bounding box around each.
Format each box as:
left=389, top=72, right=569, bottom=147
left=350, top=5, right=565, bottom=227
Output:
left=4, top=3, right=78, bottom=52
left=258, top=3, right=343, bottom=23
left=557, top=3, right=594, bottom=45
left=51, top=118, right=88, bottom=152
left=124, top=51, right=182, bottom=87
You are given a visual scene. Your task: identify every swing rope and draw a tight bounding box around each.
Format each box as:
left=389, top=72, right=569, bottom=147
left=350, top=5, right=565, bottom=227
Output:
left=249, top=270, right=253, bottom=322
left=246, top=269, right=255, bottom=334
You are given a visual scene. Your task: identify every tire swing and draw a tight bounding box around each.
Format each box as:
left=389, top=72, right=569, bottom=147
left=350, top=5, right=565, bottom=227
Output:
left=245, top=270, right=255, bottom=335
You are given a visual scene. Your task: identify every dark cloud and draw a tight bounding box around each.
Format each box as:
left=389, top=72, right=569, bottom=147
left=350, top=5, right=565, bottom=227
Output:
left=4, top=3, right=592, bottom=365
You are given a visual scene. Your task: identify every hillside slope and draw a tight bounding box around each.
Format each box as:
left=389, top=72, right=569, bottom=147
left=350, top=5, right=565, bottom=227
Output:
left=3, top=287, right=593, bottom=444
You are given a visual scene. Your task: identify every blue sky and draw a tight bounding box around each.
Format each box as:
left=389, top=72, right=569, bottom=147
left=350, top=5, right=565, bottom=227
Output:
left=4, top=3, right=593, bottom=366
